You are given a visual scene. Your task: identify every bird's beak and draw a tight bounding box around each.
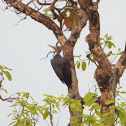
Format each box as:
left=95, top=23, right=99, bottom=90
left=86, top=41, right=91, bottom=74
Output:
left=48, top=45, right=57, bottom=51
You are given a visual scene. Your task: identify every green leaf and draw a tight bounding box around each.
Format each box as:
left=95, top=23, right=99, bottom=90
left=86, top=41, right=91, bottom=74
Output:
left=30, top=106, right=37, bottom=114
left=108, top=36, right=113, bottom=40
left=100, top=38, right=104, bottom=40
left=105, top=33, right=108, bottom=38
left=83, top=92, right=94, bottom=102
left=120, top=91, right=126, bottom=94
left=88, top=60, right=90, bottom=66
left=7, top=113, right=12, bottom=117
left=117, top=51, right=123, bottom=55
left=70, top=102, right=76, bottom=109
left=3, top=71, right=12, bottom=81
left=105, top=41, right=115, bottom=49
left=95, top=110, right=101, bottom=117
left=119, top=109, right=126, bottom=125
left=52, top=109, right=58, bottom=114
left=102, top=112, right=111, bottom=117
left=118, top=86, right=122, bottom=89
left=70, top=116, right=79, bottom=123
left=93, top=103, right=100, bottom=110
left=38, top=109, right=43, bottom=116
left=10, top=121, right=16, bottom=126
left=82, top=62, right=86, bottom=71
left=104, top=33, right=108, bottom=38
left=85, top=97, right=97, bottom=107
left=109, top=105, right=116, bottom=109
left=105, top=100, right=115, bottom=105
left=77, top=62, right=80, bottom=69
left=10, top=103, right=17, bottom=107
left=4, top=66, right=12, bottom=71
left=118, top=48, right=121, bottom=52
left=0, top=65, right=3, bottom=69
left=27, top=122, right=32, bottom=126
left=2, top=88, right=8, bottom=93
left=75, top=61, right=79, bottom=65
left=23, top=93, right=29, bottom=99
left=0, top=81, right=1, bottom=88
left=43, top=111, right=49, bottom=119
left=89, top=103, right=100, bottom=111
left=111, top=42, right=115, bottom=48
left=48, top=13, right=53, bottom=18
left=0, top=65, right=12, bottom=70
left=115, top=106, right=122, bottom=111
left=100, top=42, right=103, bottom=45
left=18, top=122, right=25, bottom=126
left=44, top=7, right=51, bottom=13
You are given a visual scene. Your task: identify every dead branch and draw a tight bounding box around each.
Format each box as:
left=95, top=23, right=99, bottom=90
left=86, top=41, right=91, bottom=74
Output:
left=3, top=0, right=67, bottom=46
left=0, top=95, right=19, bottom=102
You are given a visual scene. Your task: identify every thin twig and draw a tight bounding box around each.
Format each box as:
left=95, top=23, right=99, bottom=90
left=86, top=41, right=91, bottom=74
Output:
left=0, top=95, right=19, bottom=102
left=12, top=16, right=27, bottom=27
left=49, top=103, right=53, bottom=126
left=86, top=53, right=98, bottom=66
left=118, top=94, right=126, bottom=102
left=45, top=120, right=50, bottom=126
left=111, top=55, right=118, bottom=64
left=56, top=116, right=60, bottom=126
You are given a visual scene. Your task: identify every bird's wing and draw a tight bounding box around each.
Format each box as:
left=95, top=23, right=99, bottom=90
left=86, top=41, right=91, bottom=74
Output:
left=51, top=55, right=65, bottom=84
left=62, top=57, right=72, bottom=87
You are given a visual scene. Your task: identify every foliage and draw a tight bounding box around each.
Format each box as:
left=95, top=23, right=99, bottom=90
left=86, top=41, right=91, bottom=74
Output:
left=0, top=64, right=126, bottom=126
left=8, top=93, right=71, bottom=126
left=1, top=0, right=126, bottom=123
left=75, top=34, right=123, bottom=72
left=70, top=86, right=126, bottom=126
left=0, top=65, right=12, bottom=94
left=60, top=7, right=79, bottom=30
left=8, top=92, right=39, bottom=126
left=6, top=85, right=126, bottom=126
left=43, top=0, right=79, bottom=30
left=1, top=33, right=125, bottom=125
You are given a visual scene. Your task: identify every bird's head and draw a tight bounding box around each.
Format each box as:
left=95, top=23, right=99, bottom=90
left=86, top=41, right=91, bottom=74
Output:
left=48, top=45, right=62, bottom=55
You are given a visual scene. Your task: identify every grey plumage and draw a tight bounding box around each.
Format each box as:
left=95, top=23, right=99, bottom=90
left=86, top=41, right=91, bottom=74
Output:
left=49, top=45, right=72, bottom=87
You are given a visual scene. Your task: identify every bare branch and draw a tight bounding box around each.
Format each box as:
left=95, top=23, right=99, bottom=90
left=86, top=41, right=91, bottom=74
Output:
left=114, top=47, right=126, bottom=83
left=3, top=0, right=67, bottom=46
left=12, top=16, right=27, bottom=27
left=0, top=95, right=19, bottom=102
left=49, top=103, right=53, bottom=126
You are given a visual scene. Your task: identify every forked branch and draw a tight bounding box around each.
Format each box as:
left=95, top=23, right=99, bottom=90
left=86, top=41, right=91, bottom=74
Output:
left=3, top=0, right=67, bottom=46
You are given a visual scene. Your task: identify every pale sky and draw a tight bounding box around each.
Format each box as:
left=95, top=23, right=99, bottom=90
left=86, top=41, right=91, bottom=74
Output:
left=0, top=0, right=126, bottom=126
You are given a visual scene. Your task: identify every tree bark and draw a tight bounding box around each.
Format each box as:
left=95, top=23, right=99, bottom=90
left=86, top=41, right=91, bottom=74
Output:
left=85, top=0, right=126, bottom=118
left=85, top=1, right=116, bottom=116
left=3, top=0, right=87, bottom=125
left=2, top=0, right=126, bottom=125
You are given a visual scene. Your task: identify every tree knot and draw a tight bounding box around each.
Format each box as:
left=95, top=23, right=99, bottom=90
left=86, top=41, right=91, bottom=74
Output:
left=95, top=68, right=113, bottom=87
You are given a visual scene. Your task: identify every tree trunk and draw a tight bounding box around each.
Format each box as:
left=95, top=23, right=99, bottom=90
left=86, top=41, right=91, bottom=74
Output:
left=2, top=0, right=126, bottom=125
left=85, top=1, right=116, bottom=116
left=62, top=41, right=83, bottom=126
left=85, top=0, right=126, bottom=120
